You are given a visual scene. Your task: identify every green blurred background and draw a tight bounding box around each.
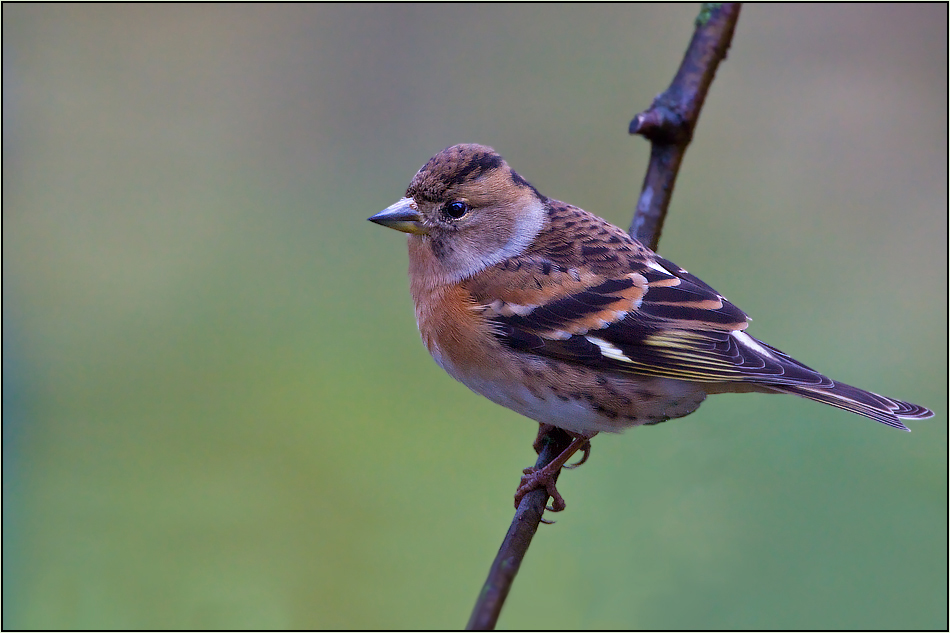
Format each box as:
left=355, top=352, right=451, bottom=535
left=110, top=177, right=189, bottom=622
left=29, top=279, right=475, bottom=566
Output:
left=3, top=4, right=946, bottom=629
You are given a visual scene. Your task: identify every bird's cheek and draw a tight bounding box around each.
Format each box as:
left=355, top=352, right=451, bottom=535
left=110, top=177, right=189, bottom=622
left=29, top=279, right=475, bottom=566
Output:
left=429, top=236, right=451, bottom=262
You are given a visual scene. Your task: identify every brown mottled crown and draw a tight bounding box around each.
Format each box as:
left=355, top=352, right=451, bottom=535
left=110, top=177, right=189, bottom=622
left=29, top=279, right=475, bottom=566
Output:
left=407, top=144, right=541, bottom=203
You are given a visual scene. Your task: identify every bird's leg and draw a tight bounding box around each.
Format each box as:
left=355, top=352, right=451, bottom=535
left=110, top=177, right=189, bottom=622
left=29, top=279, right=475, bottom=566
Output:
left=531, top=423, right=557, bottom=454
left=533, top=423, right=589, bottom=466
left=515, top=432, right=595, bottom=513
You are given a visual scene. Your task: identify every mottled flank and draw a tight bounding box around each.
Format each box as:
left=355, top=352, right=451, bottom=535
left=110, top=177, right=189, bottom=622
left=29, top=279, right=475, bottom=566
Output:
left=372, top=143, right=933, bottom=434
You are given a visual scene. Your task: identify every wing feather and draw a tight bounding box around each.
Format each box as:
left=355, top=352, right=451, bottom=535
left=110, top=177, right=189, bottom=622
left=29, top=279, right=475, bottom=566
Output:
left=481, top=228, right=830, bottom=387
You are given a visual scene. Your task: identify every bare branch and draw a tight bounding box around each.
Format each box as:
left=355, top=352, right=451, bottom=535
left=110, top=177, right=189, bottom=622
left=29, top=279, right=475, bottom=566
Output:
left=465, top=427, right=574, bottom=631
left=629, top=3, right=741, bottom=250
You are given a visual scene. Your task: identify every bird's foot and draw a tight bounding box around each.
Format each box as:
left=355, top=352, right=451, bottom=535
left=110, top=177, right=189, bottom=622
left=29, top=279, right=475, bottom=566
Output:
left=514, top=434, right=593, bottom=514
left=515, top=464, right=568, bottom=513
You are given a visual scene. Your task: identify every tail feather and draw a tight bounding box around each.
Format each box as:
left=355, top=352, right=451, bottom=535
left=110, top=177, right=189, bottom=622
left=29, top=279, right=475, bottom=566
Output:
left=773, top=381, right=933, bottom=431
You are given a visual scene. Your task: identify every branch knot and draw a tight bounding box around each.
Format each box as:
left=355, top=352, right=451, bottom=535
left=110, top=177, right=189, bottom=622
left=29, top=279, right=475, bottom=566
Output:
left=629, top=103, right=693, bottom=145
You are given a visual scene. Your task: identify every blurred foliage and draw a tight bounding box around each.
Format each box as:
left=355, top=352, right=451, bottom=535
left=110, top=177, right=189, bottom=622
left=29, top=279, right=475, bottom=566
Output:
left=3, top=4, right=946, bottom=630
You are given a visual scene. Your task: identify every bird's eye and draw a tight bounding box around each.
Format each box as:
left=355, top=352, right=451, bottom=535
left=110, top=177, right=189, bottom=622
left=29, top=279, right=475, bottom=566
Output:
left=443, top=201, right=469, bottom=220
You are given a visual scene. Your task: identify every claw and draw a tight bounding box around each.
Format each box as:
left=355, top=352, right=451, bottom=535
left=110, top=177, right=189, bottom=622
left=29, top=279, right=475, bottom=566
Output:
left=564, top=440, right=591, bottom=469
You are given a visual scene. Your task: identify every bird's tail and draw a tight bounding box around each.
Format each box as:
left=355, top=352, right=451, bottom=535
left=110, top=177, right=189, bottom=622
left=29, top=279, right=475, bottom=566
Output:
left=771, top=381, right=933, bottom=431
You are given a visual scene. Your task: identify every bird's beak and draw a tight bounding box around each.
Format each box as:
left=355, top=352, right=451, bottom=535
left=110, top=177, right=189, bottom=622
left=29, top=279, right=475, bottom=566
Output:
left=368, top=197, right=428, bottom=235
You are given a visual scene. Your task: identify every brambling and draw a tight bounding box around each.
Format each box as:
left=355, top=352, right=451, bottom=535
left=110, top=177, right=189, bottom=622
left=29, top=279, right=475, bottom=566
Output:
left=369, top=143, right=933, bottom=512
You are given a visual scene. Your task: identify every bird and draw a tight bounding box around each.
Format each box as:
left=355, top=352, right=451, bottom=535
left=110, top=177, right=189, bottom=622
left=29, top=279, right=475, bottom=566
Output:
left=368, top=143, right=933, bottom=512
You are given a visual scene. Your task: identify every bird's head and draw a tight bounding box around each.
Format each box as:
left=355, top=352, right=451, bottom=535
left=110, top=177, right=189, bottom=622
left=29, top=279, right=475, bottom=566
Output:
left=369, top=144, right=547, bottom=282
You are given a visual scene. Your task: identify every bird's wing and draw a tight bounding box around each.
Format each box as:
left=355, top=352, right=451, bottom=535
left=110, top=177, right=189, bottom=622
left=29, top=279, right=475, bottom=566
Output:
left=474, top=244, right=832, bottom=388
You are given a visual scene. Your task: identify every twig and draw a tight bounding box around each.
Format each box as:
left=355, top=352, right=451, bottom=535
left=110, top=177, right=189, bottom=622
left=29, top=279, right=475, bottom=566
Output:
left=466, top=4, right=742, bottom=630
left=630, top=2, right=742, bottom=250
left=465, top=427, right=574, bottom=631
